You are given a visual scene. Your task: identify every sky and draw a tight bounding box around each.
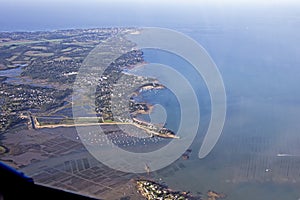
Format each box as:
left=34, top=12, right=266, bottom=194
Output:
left=1, top=0, right=299, bottom=5
left=0, top=0, right=299, bottom=31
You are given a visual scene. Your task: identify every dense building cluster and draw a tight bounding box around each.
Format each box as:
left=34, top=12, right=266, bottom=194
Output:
left=95, top=50, right=144, bottom=121
left=0, top=28, right=121, bottom=132
left=136, top=180, right=198, bottom=200
left=0, top=82, right=72, bottom=132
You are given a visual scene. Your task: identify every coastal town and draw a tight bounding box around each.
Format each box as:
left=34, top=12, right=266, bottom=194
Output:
left=0, top=26, right=178, bottom=140
left=0, top=28, right=227, bottom=200
left=0, top=28, right=119, bottom=132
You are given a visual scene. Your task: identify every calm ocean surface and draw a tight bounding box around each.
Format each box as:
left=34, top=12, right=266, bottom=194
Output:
left=127, top=16, right=300, bottom=200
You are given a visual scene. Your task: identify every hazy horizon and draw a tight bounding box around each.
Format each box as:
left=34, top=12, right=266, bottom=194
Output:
left=0, top=0, right=300, bottom=31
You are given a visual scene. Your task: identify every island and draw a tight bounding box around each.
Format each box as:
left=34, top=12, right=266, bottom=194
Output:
left=135, top=179, right=226, bottom=200
left=136, top=179, right=198, bottom=200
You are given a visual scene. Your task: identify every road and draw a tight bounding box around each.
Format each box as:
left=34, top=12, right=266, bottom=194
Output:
left=32, top=116, right=179, bottom=139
